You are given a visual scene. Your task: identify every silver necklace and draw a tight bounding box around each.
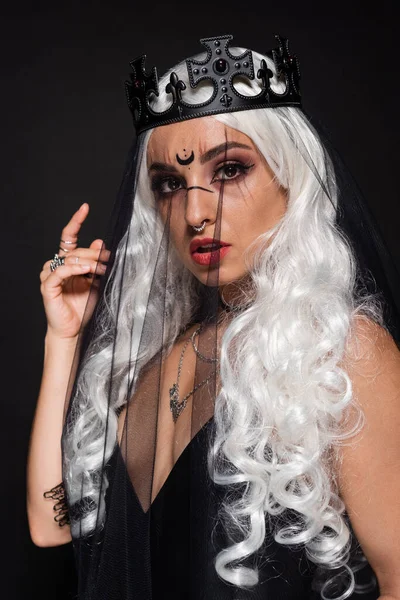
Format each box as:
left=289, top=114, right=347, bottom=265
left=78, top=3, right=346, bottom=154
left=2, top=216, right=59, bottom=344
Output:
left=169, top=325, right=218, bottom=423
left=190, top=329, right=218, bottom=363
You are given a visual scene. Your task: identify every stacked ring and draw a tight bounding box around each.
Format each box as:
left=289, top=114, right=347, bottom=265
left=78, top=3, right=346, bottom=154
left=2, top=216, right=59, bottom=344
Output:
left=59, top=238, right=76, bottom=253
left=59, top=238, right=78, bottom=254
left=50, top=253, right=66, bottom=272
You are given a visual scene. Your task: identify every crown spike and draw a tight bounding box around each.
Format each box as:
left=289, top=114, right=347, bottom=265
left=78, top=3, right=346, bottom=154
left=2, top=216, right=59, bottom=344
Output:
left=272, top=35, right=301, bottom=97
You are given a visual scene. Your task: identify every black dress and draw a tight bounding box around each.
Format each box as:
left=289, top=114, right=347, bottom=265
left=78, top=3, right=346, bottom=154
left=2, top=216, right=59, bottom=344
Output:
left=72, top=418, right=378, bottom=600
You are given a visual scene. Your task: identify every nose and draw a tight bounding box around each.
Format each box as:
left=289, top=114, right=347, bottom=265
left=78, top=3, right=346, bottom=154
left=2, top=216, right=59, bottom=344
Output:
left=184, top=186, right=217, bottom=231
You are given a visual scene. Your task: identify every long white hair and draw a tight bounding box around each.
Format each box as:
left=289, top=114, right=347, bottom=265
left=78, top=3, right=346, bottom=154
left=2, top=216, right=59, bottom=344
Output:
left=62, top=47, right=383, bottom=598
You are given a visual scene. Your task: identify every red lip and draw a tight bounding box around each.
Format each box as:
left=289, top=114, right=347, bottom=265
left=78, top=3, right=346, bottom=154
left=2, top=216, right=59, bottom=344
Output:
left=190, top=237, right=231, bottom=266
left=190, top=237, right=230, bottom=254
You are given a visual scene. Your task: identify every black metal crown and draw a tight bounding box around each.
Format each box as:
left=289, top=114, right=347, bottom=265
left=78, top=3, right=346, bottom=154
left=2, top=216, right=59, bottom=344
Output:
left=125, top=34, right=301, bottom=134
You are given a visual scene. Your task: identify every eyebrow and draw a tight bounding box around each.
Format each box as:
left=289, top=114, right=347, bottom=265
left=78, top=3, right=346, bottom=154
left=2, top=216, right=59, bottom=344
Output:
left=148, top=162, right=179, bottom=173
left=148, top=141, right=252, bottom=172
left=199, top=141, right=252, bottom=164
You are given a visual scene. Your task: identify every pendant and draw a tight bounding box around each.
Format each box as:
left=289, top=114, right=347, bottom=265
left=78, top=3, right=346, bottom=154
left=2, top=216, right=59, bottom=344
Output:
left=169, top=383, right=183, bottom=423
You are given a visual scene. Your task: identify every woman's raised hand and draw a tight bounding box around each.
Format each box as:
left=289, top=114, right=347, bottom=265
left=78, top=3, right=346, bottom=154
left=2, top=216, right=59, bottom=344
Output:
left=40, top=203, right=110, bottom=340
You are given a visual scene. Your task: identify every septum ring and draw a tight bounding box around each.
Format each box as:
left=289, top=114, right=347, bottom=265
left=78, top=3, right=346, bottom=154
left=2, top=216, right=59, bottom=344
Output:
left=192, top=221, right=206, bottom=233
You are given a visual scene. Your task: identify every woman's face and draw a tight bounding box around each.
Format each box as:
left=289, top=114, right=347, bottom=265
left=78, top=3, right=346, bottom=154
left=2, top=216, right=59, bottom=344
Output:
left=147, top=116, right=287, bottom=287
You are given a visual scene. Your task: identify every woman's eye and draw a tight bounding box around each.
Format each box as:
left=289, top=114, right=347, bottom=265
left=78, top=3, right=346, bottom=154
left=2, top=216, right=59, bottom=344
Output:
left=164, top=178, right=181, bottom=192
left=151, top=176, right=183, bottom=195
left=222, top=165, right=239, bottom=179
left=211, top=162, right=254, bottom=183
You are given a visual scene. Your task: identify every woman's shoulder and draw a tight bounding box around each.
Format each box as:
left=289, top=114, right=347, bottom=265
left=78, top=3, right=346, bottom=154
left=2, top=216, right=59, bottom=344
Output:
left=341, top=315, right=399, bottom=379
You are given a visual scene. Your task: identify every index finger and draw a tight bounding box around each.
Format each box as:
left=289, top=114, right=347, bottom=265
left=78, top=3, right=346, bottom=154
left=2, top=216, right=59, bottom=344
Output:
left=60, top=203, right=89, bottom=247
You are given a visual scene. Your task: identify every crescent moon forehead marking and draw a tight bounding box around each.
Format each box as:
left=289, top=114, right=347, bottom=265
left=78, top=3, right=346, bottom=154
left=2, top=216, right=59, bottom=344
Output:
left=176, top=150, right=195, bottom=165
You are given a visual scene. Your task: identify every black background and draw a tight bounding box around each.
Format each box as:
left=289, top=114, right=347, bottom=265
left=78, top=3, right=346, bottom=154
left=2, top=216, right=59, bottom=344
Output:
left=1, top=1, right=398, bottom=598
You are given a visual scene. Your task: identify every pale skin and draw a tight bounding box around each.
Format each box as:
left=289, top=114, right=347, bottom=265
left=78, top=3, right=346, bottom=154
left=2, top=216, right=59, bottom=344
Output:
left=27, top=117, right=400, bottom=598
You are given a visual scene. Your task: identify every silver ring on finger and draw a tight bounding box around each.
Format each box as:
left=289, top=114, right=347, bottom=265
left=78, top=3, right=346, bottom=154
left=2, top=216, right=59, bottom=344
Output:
left=59, top=246, right=71, bottom=253
left=60, top=238, right=77, bottom=245
left=50, top=253, right=65, bottom=272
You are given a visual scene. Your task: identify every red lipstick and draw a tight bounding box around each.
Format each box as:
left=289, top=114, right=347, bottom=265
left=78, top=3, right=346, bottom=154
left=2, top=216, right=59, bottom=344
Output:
left=190, top=237, right=231, bottom=266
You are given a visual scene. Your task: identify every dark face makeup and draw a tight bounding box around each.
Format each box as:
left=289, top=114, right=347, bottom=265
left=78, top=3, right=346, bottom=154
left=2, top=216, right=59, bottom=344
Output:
left=146, top=116, right=287, bottom=287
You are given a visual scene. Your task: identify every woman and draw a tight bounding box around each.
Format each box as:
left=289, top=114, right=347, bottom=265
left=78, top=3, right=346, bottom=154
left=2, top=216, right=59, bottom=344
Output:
left=27, top=35, right=400, bottom=599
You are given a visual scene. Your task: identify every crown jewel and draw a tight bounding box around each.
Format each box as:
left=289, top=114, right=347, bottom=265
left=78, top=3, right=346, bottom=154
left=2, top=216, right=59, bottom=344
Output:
left=125, top=34, right=301, bottom=134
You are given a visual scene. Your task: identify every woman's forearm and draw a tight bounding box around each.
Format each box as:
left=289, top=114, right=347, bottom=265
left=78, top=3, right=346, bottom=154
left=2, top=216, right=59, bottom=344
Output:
left=26, top=330, right=79, bottom=547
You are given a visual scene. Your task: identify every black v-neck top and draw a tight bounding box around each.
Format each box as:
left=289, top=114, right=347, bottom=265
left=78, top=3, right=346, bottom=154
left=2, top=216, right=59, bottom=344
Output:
left=72, top=419, right=379, bottom=600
